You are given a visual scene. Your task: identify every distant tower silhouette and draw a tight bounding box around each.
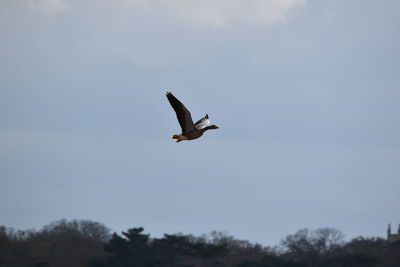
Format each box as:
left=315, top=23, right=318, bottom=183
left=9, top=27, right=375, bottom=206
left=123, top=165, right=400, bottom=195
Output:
left=387, top=223, right=400, bottom=242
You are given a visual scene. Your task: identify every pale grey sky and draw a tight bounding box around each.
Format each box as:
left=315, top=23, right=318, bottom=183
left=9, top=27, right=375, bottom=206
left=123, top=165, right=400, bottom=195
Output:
left=1, top=0, right=399, bottom=245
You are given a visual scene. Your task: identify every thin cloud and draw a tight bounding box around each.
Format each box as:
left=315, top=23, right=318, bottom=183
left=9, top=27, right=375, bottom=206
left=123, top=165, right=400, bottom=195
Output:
left=29, top=0, right=69, bottom=14
left=25, top=0, right=305, bottom=25
left=124, top=0, right=306, bottom=27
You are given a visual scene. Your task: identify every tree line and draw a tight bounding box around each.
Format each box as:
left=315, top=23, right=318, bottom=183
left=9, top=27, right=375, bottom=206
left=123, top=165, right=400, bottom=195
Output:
left=0, top=219, right=399, bottom=267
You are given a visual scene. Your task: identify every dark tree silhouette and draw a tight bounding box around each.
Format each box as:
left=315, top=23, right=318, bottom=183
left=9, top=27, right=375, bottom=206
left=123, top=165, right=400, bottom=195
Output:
left=99, top=228, right=229, bottom=266
left=103, top=227, right=156, bottom=266
left=280, top=228, right=345, bottom=267
left=0, top=219, right=111, bottom=267
left=1, top=221, right=400, bottom=267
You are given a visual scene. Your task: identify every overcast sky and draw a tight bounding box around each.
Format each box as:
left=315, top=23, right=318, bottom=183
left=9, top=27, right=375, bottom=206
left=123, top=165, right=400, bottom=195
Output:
left=1, top=0, right=400, bottom=246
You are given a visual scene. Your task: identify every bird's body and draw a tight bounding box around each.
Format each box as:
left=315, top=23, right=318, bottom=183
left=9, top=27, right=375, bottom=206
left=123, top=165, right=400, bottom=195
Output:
left=166, top=92, right=219, bottom=143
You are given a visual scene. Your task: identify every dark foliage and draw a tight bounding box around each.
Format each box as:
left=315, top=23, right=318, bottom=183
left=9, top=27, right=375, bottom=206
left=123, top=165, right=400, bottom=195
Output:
left=1, top=221, right=399, bottom=267
left=0, top=219, right=111, bottom=267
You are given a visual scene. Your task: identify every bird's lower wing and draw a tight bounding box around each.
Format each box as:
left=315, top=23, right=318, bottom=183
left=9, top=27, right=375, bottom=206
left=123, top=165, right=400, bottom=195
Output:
left=194, top=114, right=210, bottom=129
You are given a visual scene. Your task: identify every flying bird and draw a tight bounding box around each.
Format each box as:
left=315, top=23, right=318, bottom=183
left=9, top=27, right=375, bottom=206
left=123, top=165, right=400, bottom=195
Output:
left=166, top=92, right=219, bottom=143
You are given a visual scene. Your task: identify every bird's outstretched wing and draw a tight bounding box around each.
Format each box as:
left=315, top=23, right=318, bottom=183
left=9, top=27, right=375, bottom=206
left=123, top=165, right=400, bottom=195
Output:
left=195, top=114, right=210, bottom=129
left=166, top=92, right=195, bottom=133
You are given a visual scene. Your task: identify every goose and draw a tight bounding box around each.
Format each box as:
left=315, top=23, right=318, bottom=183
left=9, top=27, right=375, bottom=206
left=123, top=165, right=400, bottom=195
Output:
left=166, top=92, right=219, bottom=143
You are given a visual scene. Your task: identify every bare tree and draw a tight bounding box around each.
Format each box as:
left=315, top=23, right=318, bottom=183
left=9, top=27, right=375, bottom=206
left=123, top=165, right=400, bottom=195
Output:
left=280, top=227, right=345, bottom=266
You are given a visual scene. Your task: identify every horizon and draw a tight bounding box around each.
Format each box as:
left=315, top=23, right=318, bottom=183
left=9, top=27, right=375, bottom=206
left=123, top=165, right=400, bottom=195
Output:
left=1, top=217, right=396, bottom=246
